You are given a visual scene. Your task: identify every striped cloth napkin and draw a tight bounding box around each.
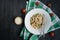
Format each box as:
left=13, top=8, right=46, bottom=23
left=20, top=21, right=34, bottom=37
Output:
left=20, top=0, right=60, bottom=40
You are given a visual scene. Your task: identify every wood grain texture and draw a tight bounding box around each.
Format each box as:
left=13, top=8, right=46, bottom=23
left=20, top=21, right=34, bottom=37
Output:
left=0, top=0, right=60, bottom=40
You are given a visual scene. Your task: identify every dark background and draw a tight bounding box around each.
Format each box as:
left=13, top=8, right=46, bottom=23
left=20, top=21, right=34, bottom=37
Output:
left=0, top=0, right=60, bottom=40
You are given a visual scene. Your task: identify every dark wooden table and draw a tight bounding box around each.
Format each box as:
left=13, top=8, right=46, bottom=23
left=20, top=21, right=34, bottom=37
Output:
left=0, top=0, right=60, bottom=40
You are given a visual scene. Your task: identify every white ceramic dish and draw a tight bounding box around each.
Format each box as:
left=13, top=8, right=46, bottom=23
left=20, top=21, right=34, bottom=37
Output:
left=25, top=8, right=52, bottom=35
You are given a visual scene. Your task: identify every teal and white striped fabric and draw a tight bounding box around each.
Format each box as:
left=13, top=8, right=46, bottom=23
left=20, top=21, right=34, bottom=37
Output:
left=20, top=0, right=60, bottom=40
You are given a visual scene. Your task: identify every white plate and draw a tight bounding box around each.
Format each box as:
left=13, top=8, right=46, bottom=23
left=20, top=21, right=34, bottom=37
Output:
left=25, top=8, right=52, bottom=35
